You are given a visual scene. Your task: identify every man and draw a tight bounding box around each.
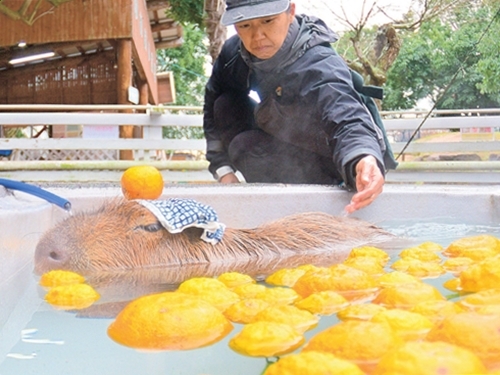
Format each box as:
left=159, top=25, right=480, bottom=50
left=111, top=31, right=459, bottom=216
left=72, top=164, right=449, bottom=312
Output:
left=203, top=0, right=394, bottom=213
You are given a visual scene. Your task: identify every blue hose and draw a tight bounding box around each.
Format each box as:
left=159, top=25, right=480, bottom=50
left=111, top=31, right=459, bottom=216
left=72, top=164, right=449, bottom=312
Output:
left=0, top=178, right=71, bottom=211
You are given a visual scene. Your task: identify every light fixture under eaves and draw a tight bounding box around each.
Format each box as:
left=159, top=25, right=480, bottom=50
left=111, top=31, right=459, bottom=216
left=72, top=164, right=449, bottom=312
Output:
left=9, top=51, right=55, bottom=65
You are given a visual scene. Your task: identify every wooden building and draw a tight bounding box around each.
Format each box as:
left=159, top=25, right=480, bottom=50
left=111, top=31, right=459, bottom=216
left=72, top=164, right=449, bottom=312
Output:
left=0, top=0, right=181, bottom=106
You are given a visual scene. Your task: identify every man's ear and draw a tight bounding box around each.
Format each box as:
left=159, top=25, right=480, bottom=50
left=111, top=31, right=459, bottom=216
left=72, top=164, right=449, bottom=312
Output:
left=289, top=2, right=296, bottom=20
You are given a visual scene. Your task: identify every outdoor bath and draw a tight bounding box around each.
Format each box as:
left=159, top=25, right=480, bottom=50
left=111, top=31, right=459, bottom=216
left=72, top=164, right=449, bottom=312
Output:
left=1, top=183, right=500, bottom=374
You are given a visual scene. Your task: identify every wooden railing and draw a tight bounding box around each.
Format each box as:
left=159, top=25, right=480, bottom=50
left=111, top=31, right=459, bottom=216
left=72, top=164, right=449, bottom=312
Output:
left=0, top=106, right=206, bottom=162
left=383, top=111, right=500, bottom=157
left=1, top=105, right=500, bottom=183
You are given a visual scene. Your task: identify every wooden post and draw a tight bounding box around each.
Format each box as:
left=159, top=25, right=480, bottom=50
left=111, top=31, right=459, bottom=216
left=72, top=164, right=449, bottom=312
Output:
left=116, top=39, right=134, bottom=160
left=133, top=79, right=149, bottom=139
left=138, top=79, right=149, bottom=106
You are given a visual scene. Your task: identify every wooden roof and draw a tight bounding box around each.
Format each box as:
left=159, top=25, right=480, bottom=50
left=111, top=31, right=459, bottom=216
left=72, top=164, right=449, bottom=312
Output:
left=0, top=0, right=182, bottom=72
left=147, top=0, right=184, bottom=50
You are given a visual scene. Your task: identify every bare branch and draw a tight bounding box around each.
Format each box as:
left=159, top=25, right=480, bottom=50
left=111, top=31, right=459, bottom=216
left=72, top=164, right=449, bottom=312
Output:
left=330, top=11, right=359, bottom=30
left=394, top=0, right=470, bottom=30
left=375, top=4, right=400, bottom=24
left=359, top=0, right=378, bottom=28
left=337, top=2, right=362, bottom=31
left=295, top=0, right=470, bottom=87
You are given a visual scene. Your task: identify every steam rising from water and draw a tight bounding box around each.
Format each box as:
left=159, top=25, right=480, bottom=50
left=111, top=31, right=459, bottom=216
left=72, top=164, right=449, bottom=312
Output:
left=386, top=221, right=500, bottom=246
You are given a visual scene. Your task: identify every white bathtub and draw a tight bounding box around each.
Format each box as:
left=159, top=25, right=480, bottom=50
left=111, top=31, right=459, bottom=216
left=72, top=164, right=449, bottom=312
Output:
left=1, top=183, right=499, bottom=374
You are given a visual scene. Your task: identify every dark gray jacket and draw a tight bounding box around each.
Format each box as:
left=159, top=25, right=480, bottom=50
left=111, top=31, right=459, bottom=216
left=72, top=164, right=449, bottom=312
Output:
left=203, top=14, right=386, bottom=188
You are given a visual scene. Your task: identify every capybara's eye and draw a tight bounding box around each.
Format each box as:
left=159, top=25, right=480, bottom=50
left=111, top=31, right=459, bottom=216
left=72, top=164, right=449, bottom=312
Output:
left=135, top=222, right=163, bottom=233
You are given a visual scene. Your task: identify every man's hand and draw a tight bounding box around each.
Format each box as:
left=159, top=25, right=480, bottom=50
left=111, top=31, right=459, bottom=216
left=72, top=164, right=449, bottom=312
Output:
left=219, top=172, right=240, bottom=184
left=344, top=155, right=384, bottom=213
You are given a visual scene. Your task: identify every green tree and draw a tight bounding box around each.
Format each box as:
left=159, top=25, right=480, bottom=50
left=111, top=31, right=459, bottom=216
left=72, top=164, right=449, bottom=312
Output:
left=383, top=3, right=500, bottom=110
left=165, top=0, right=205, bottom=27
left=157, top=23, right=208, bottom=106
left=475, top=4, right=500, bottom=97
left=165, top=0, right=227, bottom=62
left=156, top=23, right=208, bottom=139
left=329, top=0, right=470, bottom=87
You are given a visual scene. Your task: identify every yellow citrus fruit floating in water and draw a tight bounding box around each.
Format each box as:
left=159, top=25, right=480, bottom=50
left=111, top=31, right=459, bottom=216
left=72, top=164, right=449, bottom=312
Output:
left=342, top=256, right=386, bottom=276
left=294, top=290, right=349, bottom=316
left=253, top=304, right=319, bottom=334
left=426, top=311, right=500, bottom=367
left=303, top=320, right=402, bottom=373
left=346, top=246, right=390, bottom=265
left=409, top=300, right=464, bottom=323
left=228, top=321, right=304, bottom=357
left=442, top=256, right=475, bottom=274
left=370, top=308, right=433, bottom=341
left=337, top=303, right=387, bottom=322
left=295, top=264, right=321, bottom=273
left=391, top=258, right=445, bottom=278
left=265, top=267, right=307, bottom=287
left=412, top=241, right=443, bottom=252
left=224, top=298, right=271, bottom=324
left=373, top=282, right=445, bottom=309
left=107, top=291, right=233, bottom=351
left=292, top=264, right=379, bottom=301
left=44, top=283, right=100, bottom=310
left=39, top=269, right=85, bottom=287
left=443, top=234, right=500, bottom=261
left=399, top=247, right=442, bottom=262
left=232, top=283, right=267, bottom=299
left=457, top=288, right=500, bottom=312
left=254, top=286, right=299, bottom=305
left=377, top=271, right=422, bottom=287
left=458, top=255, right=500, bottom=292
left=120, top=165, right=164, bottom=200
left=263, top=351, right=365, bottom=375
left=373, top=341, right=486, bottom=375
left=217, top=272, right=255, bottom=288
left=177, top=277, right=240, bottom=312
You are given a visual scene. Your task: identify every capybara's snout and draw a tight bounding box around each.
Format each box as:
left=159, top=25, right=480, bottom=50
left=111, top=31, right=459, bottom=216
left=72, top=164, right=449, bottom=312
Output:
left=34, top=234, right=72, bottom=275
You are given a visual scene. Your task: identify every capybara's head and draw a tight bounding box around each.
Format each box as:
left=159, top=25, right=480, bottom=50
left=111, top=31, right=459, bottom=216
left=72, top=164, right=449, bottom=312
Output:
left=34, top=199, right=204, bottom=275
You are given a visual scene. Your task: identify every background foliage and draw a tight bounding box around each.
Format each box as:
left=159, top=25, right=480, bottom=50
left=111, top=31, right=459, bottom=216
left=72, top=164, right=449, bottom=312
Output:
left=157, top=23, right=208, bottom=139
left=165, top=0, right=205, bottom=27
left=381, top=3, right=500, bottom=110
left=157, top=23, right=207, bottom=106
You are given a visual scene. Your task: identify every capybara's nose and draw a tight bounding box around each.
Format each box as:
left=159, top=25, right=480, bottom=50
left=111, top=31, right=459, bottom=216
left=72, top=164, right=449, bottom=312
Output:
left=48, top=248, right=64, bottom=261
left=34, top=243, right=70, bottom=274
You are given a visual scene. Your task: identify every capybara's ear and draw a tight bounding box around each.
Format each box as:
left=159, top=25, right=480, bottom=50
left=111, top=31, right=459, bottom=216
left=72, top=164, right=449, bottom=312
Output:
left=182, top=227, right=205, bottom=243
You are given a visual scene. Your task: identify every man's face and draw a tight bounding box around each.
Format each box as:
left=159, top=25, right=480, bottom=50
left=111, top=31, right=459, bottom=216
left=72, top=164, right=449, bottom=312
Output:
left=234, top=3, right=296, bottom=60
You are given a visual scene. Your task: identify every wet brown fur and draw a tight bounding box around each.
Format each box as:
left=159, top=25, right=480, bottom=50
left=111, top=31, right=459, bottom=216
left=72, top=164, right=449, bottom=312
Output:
left=35, top=199, right=395, bottom=278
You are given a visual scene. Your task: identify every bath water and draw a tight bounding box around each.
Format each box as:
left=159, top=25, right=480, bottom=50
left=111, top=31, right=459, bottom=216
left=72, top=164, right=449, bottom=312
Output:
left=1, top=220, right=499, bottom=375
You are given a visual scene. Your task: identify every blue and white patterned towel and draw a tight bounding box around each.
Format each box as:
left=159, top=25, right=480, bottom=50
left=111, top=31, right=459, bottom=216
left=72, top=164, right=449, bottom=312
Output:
left=137, top=198, right=225, bottom=245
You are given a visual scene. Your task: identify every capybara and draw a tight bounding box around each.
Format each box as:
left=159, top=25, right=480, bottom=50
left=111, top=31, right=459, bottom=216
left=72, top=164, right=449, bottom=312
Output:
left=34, top=199, right=396, bottom=280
